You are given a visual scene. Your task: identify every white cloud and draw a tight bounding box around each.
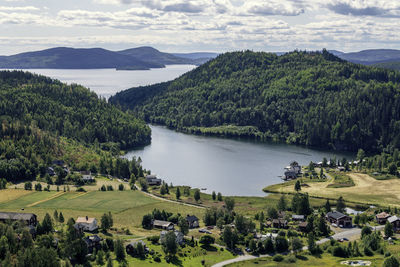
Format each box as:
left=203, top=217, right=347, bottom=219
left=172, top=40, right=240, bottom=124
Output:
left=0, top=6, right=39, bottom=11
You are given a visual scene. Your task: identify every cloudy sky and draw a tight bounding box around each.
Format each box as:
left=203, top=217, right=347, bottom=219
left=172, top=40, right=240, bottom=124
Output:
left=0, top=0, right=399, bottom=55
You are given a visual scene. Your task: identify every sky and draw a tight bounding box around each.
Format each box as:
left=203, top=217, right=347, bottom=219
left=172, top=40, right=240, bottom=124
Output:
left=0, top=0, right=400, bottom=55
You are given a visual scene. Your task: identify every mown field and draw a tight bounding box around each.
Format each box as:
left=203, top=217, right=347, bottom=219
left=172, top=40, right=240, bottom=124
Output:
left=0, top=189, right=204, bottom=236
left=264, top=172, right=400, bottom=207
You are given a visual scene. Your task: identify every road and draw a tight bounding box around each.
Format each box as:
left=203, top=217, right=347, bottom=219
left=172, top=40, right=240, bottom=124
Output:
left=211, top=225, right=385, bottom=267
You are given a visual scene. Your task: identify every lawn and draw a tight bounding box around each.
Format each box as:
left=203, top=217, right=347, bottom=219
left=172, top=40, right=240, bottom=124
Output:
left=227, top=253, right=384, bottom=267
left=0, top=189, right=33, bottom=203
left=264, top=172, right=400, bottom=207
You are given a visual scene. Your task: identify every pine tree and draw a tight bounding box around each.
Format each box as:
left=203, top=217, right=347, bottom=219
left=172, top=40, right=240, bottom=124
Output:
left=294, top=180, right=301, bottom=191
left=277, top=195, right=286, bottom=211
left=176, top=187, right=181, bottom=200
left=325, top=199, right=331, bottom=212
left=212, top=191, right=216, bottom=201
left=59, top=212, right=65, bottom=223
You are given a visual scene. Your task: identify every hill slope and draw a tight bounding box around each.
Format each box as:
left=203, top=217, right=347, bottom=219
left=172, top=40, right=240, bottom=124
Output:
left=337, top=49, right=400, bottom=65
left=110, top=50, right=400, bottom=152
left=0, top=70, right=150, bottom=148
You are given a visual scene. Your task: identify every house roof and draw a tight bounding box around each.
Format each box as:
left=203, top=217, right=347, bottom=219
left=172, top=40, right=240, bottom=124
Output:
left=327, top=211, right=347, bottom=220
left=186, top=215, right=199, bottom=223
left=272, top=219, right=287, bottom=224
left=76, top=217, right=96, bottom=224
left=153, top=220, right=173, bottom=227
left=299, top=222, right=308, bottom=227
left=0, top=212, right=36, bottom=221
left=146, top=175, right=157, bottom=179
left=128, top=240, right=146, bottom=247
left=292, top=215, right=305, bottom=220
left=388, top=216, right=400, bottom=223
left=376, top=212, right=390, bottom=219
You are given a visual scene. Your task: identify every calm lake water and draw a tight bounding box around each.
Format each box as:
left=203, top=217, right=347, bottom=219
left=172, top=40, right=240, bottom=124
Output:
left=125, top=125, right=354, bottom=196
left=11, top=65, right=195, bottom=98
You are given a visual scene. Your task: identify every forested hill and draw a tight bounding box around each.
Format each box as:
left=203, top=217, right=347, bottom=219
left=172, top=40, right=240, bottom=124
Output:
left=0, top=71, right=151, bottom=149
left=110, top=50, right=400, bottom=152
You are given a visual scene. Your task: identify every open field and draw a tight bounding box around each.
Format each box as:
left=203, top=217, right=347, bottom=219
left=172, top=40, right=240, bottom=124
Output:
left=226, top=253, right=384, bottom=267
left=265, top=172, right=400, bottom=207
left=0, top=189, right=204, bottom=236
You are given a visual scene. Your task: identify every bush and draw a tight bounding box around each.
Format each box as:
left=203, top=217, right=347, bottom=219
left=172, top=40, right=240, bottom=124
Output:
left=273, top=255, right=284, bottom=262
left=153, top=256, right=161, bottom=262
left=147, top=235, right=160, bottom=244
left=24, top=182, right=32, bottom=190
left=285, top=255, right=297, bottom=263
left=332, top=246, right=348, bottom=258
left=364, top=246, right=374, bottom=256
left=200, top=235, right=215, bottom=246
left=118, top=184, right=124, bottom=191
left=383, top=255, right=400, bottom=267
left=107, top=185, right=114, bottom=191
left=100, top=185, right=106, bottom=191
left=76, top=187, right=86, bottom=192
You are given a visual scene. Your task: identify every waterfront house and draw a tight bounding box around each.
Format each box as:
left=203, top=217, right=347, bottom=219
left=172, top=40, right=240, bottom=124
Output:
left=186, top=215, right=199, bottom=228
left=376, top=212, right=391, bottom=224
left=153, top=220, right=174, bottom=230
left=160, top=230, right=184, bottom=245
left=75, top=216, right=98, bottom=232
left=0, top=212, right=37, bottom=226
left=326, top=211, right=352, bottom=228
left=388, top=216, right=400, bottom=231
left=146, top=175, right=162, bottom=186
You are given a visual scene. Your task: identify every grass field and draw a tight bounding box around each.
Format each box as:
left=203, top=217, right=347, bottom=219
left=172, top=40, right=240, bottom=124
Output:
left=226, top=253, right=384, bottom=267
left=0, top=189, right=204, bottom=236
left=265, top=172, right=400, bottom=207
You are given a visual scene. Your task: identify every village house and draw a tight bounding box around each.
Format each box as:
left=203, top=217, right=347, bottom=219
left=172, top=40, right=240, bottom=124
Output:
left=160, top=230, right=184, bottom=245
left=75, top=216, right=98, bottom=232
left=292, top=215, right=305, bottom=221
left=153, top=220, right=174, bottom=230
left=255, top=233, right=278, bottom=241
left=126, top=240, right=149, bottom=255
left=186, top=215, right=199, bottom=229
left=84, top=235, right=102, bottom=253
left=298, top=221, right=309, bottom=232
left=47, top=167, right=55, bottom=176
left=146, top=175, right=162, bottom=186
left=388, top=216, right=400, bottom=231
left=376, top=212, right=391, bottom=224
left=80, top=171, right=94, bottom=182
left=272, top=219, right=288, bottom=229
left=326, top=211, right=352, bottom=228
left=0, top=212, right=37, bottom=226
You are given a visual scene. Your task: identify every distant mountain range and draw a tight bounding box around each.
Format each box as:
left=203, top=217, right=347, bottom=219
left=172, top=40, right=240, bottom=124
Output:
left=0, top=46, right=218, bottom=70
left=328, top=49, right=400, bottom=70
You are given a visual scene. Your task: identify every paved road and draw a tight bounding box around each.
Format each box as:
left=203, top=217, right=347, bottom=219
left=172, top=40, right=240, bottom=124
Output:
left=211, top=225, right=385, bottom=267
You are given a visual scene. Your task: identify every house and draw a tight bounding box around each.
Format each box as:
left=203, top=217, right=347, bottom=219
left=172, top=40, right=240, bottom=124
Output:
left=284, top=170, right=297, bottom=180
left=292, top=215, right=305, bottom=221
left=345, top=207, right=363, bottom=216
left=84, top=235, right=102, bottom=253
left=47, top=167, right=55, bottom=176
left=298, top=221, right=309, bottom=232
left=388, top=216, right=400, bottom=231
left=0, top=212, right=37, bottom=226
left=376, top=212, right=391, bottom=224
left=278, top=211, right=286, bottom=219
left=75, top=216, right=98, bottom=232
left=326, top=211, right=352, bottom=228
left=186, top=215, right=199, bottom=229
left=153, top=220, right=174, bottom=230
left=126, top=240, right=149, bottom=255
left=255, top=233, right=278, bottom=241
left=146, top=175, right=162, bottom=186
left=80, top=171, right=93, bottom=181
left=272, top=219, right=288, bottom=229
left=160, top=230, right=184, bottom=245
left=52, top=160, right=65, bottom=166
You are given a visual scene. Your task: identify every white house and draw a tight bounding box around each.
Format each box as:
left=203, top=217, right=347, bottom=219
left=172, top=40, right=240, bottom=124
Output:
left=80, top=171, right=94, bottom=182
left=75, top=216, right=98, bottom=232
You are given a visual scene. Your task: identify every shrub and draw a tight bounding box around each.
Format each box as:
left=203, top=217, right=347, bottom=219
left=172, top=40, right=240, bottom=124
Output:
left=147, top=235, right=160, bottom=244
left=273, top=255, right=284, bottom=262
left=118, top=184, right=124, bottom=191
left=332, top=246, right=348, bottom=258
left=364, top=246, right=374, bottom=256
left=76, top=187, right=86, bottom=192
left=153, top=256, right=161, bottom=262
left=100, top=185, right=106, bottom=191
left=285, top=255, right=297, bottom=263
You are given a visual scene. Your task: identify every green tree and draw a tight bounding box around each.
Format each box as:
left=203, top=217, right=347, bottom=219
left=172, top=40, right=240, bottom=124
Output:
left=325, top=199, right=331, bottom=212
left=142, top=214, right=153, bottom=229
left=294, top=180, right=301, bottom=191
left=308, top=233, right=316, bottom=253
left=59, top=212, right=64, bottom=223
left=224, top=197, right=235, bottom=212
left=96, top=249, right=105, bottom=266
left=162, top=231, right=178, bottom=256
left=199, top=235, right=215, bottom=246
left=336, top=196, right=346, bottom=213
left=114, top=239, right=125, bottom=262
left=383, top=256, right=400, bottom=267
left=291, top=237, right=303, bottom=254
left=385, top=221, right=394, bottom=238
left=267, top=207, right=278, bottom=219
left=389, top=163, right=398, bottom=175
left=194, top=189, right=201, bottom=202
left=41, top=213, right=53, bottom=233
left=212, top=191, right=216, bottom=201
left=277, top=195, right=286, bottom=211
left=176, top=187, right=181, bottom=200
left=106, top=256, right=113, bottom=267
left=53, top=210, right=58, bottom=222
left=178, top=217, right=189, bottom=235
left=217, top=192, right=223, bottom=201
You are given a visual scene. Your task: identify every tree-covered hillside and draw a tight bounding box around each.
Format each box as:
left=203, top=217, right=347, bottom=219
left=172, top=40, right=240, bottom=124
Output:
left=110, top=50, right=400, bottom=152
left=0, top=71, right=150, bottom=182
left=0, top=71, right=150, bottom=149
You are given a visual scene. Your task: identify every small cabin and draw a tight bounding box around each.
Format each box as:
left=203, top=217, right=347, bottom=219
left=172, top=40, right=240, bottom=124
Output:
left=186, top=215, right=199, bottom=229
left=376, top=212, right=391, bottom=224
left=0, top=212, right=37, bottom=226
left=326, top=211, right=352, bottom=228
left=153, top=220, right=174, bottom=230
left=75, top=216, right=98, bottom=232
left=146, top=175, right=162, bottom=186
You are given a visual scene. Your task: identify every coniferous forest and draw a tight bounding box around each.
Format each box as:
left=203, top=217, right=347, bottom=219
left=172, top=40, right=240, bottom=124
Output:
left=110, top=50, right=400, bottom=153
left=0, top=71, right=150, bottom=182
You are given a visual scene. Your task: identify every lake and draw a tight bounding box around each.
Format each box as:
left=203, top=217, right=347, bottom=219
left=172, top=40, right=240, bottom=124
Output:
left=11, top=65, right=195, bottom=98
left=125, top=125, right=354, bottom=196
